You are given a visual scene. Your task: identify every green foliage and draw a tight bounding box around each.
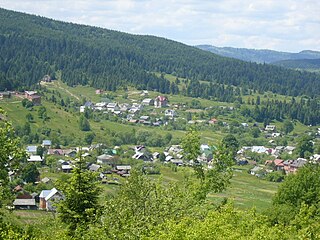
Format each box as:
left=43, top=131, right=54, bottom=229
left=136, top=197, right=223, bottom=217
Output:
left=84, top=132, right=95, bottom=145
left=21, top=164, right=40, bottom=183
left=265, top=171, right=285, bottom=182
left=0, top=109, right=25, bottom=207
left=221, top=134, right=239, bottom=159
left=79, top=115, right=90, bottom=131
left=25, top=113, right=34, bottom=122
left=273, top=164, right=320, bottom=208
left=56, top=154, right=101, bottom=234
left=38, top=106, right=47, bottom=120
left=181, top=127, right=202, bottom=179
left=98, top=170, right=206, bottom=239
left=146, top=204, right=295, bottom=240
left=181, top=127, right=200, bottom=163
left=282, top=120, right=294, bottom=134
left=295, top=135, right=314, bottom=158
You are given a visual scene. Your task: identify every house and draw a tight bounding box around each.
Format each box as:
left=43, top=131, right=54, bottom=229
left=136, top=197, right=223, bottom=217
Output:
left=283, top=158, right=307, bottom=174
left=241, top=123, right=249, bottom=128
left=153, top=152, right=160, bottom=159
left=154, top=96, right=168, bottom=108
left=42, top=75, right=52, bottom=82
left=47, top=149, right=64, bottom=155
left=311, top=154, right=320, bottom=163
left=250, top=166, right=263, bottom=176
left=274, top=159, right=284, bottom=171
left=119, top=103, right=131, bottom=112
left=107, top=103, right=120, bottom=112
left=139, top=116, right=150, bottom=123
left=42, top=140, right=52, bottom=148
left=132, top=152, right=152, bottom=161
left=251, top=146, right=269, bottom=154
left=140, top=90, right=149, bottom=96
left=94, top=102, right=107, bottom=111
left=116, top=165, right=131, bottom=176
left=64, top=149, right=77, bottom=158
left=80, top=101, right=94, bottom=113
left=39, top=188, right=63, bottom=211
left=27, top=155, right=43, bottom=163
left=26, top=146, right=37, bottom=155
left=164, top=109, right=177, bottom=118
left=168, top=145, right=183, bottom=155
left=13, top=199, right=37, bottom=210
left=129, top=103, right=143, bottom=113
left=97, top=154, right=118, bottom=166
left=88, top=163, right=101, bottom=172
left=272, top=133, right=281, bottom=138
left=25, top=91, right=41, bottom=105
left=141, top=98, right=154, bottom=106
left=61, top=164, right=73, bottom=173
left=170, top=159, right=184, bottom=166
left=95, top=89, right=103, bottom=95
left=0, top=91, right=11, bottom=99
left=208, top=118, right=218, bottom=124
left=265, top=125, right=276, bottom=132
left=41, top=177, right=51, bottom=184
left=284, top=146, right=295, bottom=154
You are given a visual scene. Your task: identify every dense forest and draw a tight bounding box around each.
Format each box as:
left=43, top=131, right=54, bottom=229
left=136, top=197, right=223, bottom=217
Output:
left=272, top=58, right=320, bottom=70
left=1, top=8, right=320, bottom=98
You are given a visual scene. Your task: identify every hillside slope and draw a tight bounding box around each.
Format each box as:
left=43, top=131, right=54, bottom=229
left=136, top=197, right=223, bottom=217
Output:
left=272, top=58, right=320, bottom=71
left=0, top=8, right=320, bottom=97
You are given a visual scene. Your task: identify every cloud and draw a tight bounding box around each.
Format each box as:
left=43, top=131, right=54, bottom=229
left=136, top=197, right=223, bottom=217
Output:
left=0, top=0, right=319, bottom=52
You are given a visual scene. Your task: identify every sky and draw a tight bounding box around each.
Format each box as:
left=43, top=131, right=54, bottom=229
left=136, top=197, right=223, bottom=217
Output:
left=1, top=0, right=320, bottom=52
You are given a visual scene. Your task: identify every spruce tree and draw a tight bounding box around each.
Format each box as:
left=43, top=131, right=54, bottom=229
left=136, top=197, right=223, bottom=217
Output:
left=57, top=152, right=101, bottom=234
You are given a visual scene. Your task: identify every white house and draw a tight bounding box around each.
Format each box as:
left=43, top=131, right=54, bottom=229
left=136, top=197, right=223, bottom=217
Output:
left=39, top=188, right=63, bottom=211
left=141, top=98, right=154, bottom=106
left=165, top=109, right=177, bottom=118
left=107, top=103, right=119, bottom=112
left=27, top=155, right=43, bottom=162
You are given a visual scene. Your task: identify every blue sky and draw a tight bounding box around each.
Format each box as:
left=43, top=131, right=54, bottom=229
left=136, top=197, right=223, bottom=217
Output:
left=1, top=0, right=319, bottom=52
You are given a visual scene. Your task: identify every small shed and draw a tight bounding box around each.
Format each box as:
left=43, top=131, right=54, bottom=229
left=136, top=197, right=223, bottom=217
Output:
left=13, top=199, right=37, bottom=210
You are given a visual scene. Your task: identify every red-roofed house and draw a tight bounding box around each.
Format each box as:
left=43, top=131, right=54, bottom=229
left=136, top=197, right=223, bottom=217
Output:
left=154, top=96, right=168, bottom=108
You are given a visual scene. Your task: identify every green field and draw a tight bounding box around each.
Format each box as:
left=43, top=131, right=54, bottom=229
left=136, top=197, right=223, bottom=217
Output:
left=210, top=165, right=279, bottom=211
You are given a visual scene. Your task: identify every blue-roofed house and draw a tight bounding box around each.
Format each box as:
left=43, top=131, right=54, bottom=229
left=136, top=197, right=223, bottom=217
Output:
left=80, top=101, right=94, bottom=113
left=26, top=146, right=37, bottom=155
left=42, top=140, right=52, bottom=148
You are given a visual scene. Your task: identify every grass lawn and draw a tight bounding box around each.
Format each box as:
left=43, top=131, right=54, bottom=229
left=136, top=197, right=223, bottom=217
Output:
left=209, top=165, right=279, bottom=212
left=13, top=210, right=54, bottom=224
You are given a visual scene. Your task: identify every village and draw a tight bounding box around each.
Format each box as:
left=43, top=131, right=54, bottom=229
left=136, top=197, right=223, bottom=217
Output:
left=2, top=84, right=320, bottom=212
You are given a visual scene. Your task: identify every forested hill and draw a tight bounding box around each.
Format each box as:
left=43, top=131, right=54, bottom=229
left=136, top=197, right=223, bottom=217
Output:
left=196, top=45, right=320, bottom=64
left=272, top=58, right=320, bottom=71
left=1, top=8, right=320, bottom=97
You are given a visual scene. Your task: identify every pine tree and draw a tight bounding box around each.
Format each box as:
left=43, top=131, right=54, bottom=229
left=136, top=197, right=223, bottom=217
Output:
left=56, top=153, right=101, bottom=234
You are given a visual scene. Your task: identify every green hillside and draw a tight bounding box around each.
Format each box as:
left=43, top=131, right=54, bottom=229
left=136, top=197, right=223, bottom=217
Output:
left=272, top=58, right=320, bottom=71
left=1, top=8, right=320, bottom=98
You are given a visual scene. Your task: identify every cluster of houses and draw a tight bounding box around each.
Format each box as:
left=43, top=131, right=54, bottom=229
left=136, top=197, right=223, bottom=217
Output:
left=0, top=90, right=42, bottom=105
left=79, top=95, right=175, bottom=126
left=13, top=187, right=63, bottom=211
left=238, top=144, right=320, bottom=177
left=26, top=140, right=52, bottom=163
left=80, top=95, right=169, bottom=113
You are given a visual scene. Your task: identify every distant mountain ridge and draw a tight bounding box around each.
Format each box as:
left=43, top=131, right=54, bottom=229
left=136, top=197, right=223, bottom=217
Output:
left=0, top=8, right=320, bottom=98
left=196, top=45, right=320, bottom=64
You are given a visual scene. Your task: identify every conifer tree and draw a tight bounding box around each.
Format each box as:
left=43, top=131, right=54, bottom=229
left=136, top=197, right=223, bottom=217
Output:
left=57, top=152, right=101, bottom=234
